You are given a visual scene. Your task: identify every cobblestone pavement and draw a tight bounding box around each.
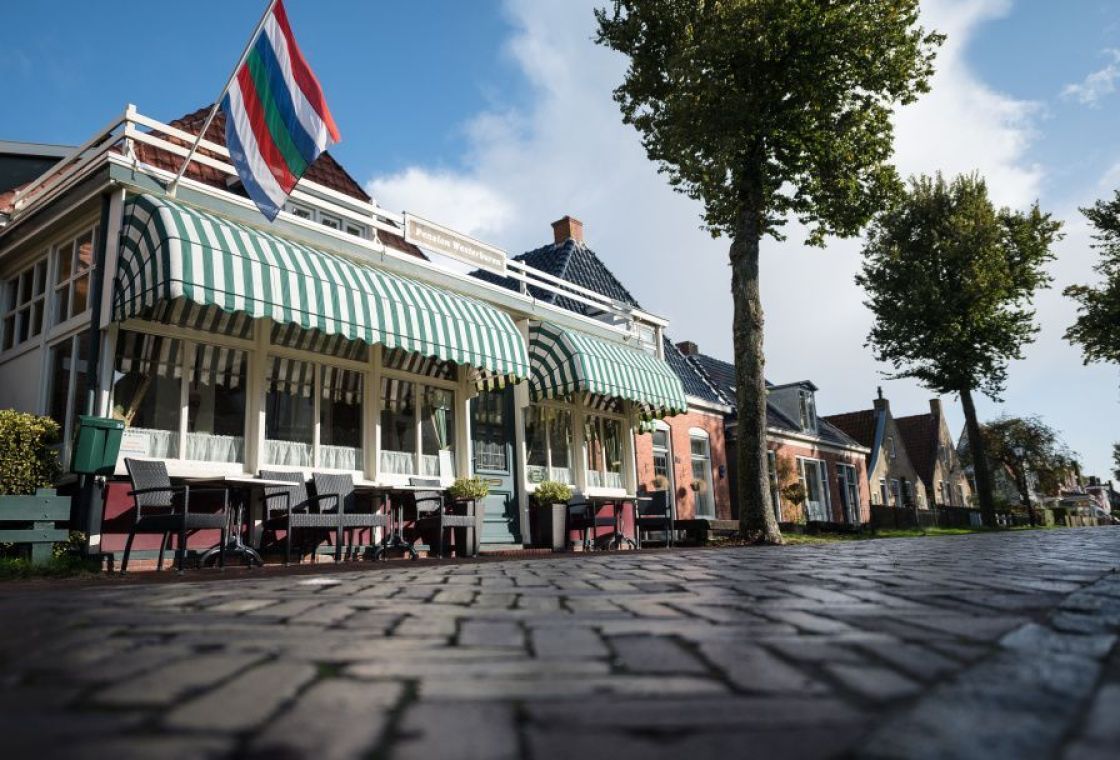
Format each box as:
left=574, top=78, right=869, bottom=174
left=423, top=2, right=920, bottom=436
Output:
left=2, top=528, right=1120, bottom=759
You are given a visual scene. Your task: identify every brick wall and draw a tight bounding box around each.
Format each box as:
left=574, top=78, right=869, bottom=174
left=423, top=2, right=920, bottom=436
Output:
left=634, top=409, right=732, bottom=520
left=768, top=437, right=871, bottom=525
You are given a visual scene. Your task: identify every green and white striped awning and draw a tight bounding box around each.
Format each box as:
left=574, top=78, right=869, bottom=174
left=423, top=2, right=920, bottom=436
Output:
left=115, top=194, right=529, bottom=385
left=528, top=321, right=688, bottom=420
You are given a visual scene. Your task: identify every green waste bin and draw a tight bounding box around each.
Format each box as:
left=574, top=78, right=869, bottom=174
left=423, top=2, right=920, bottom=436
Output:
left=71, top=416, right=125, bottom=475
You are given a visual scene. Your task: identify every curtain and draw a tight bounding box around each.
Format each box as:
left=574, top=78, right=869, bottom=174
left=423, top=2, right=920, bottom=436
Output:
left=265, top=439, right=312, bottom=467
left=184, top=432, right=243, bottom=463
left=320, top=444, right=359, bottom=472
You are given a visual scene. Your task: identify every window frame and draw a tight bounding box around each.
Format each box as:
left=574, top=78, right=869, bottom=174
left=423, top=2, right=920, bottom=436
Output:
left=836, top=462, right=860, bottom=524
left=797, top=456, right=831, bottom=521
left=525, top=400, right=575, bottom=488
left=377, top=361, right=459, bottom=485
left=688, top=427, right=715, bottom=518
left=2, top=257, right=48, bottom=352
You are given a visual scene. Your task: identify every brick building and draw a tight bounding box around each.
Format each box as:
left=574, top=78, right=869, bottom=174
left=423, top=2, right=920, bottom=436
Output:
left=896, top=399, right=973, bottom=507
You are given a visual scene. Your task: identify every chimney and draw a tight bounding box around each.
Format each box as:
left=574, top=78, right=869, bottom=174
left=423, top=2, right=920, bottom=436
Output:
left=873, top=389, right=890, bottom=413
left=929, top=398, right=943, bottom=419
left=676, top=341, right=699, bottom=356
left=551, top=216, right=584, bottom=245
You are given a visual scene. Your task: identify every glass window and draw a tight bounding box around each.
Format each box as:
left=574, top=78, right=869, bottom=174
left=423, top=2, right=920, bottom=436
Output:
left=837, top=463, right=860, bottom=524
left=421, top=386, right=455, bottom=479
left=525, top=406, right=549, bottom=484
left=380, top=377, right=416, bottom=474
left=111, top=331, right=183, bottom=459
left=800, top=458, right=828, bottom=521
left=767, top=449, right=781, bottom=521
left=527, top=405, right=572, bottom=485
left=320, top=214, right=341, bottom=230
left=47, top=332, right=90, bottom=452
left=586, top=415, right=623, bottom=489
left=186, top=344, right=247, bottom=463
left=53, top=229, right=95, bottom=326
left=265, top=356, right=315, bottom=467
left=690, top=432, right=714, bottom=517
left=798, top=391, right=817, bottom=431
left=3, top=256, right=48, bottom=350
left=321, top=366, right=363, bottom=471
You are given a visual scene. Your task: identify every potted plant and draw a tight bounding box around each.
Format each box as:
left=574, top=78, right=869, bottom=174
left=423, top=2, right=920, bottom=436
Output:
left=0, top=410, right=71, bottom=565
left=651, top=474, right=670, bottom=492
left=447, top=476, right=490, bottom=503
left=531, top=480, right=572, bottom=551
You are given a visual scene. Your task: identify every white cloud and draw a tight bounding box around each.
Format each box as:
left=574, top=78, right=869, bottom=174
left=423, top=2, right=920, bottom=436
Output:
left=367, top=0, right=1118, bottom=478
left=1062, top=49, right=1120, bottom=107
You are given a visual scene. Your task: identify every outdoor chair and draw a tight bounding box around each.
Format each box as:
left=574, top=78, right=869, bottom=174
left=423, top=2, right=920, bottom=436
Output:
left=410, top=477, right=479, bottom=558
left=312, top=472, right=390, bottom=561
left=122, top=458, right=230, bottom=574
left=566, top=490, right=617, bottom=551
left=635, top=490, right=675, bottom=548
left=260, top=471, right=346, bottom=564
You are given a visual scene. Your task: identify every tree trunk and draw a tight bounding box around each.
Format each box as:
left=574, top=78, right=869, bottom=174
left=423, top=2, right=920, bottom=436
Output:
left=731, top=203, right=782, bottom=544
left=960, top=387, right=996, bottom=527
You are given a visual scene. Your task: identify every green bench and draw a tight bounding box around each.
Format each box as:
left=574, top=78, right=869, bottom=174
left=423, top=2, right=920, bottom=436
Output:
left=0, top=489, right=70, bottom=565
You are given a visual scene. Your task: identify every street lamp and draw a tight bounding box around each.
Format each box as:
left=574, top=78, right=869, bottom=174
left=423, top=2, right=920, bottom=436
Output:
left=1013, top=444, right=1035, bottom=527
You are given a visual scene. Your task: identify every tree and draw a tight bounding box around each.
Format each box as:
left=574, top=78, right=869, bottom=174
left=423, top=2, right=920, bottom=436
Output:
left=1113, top=443, right=1120, bottom=481
left=969, top=416, right=1077, bottom=508
left=595, top=0, right=942, bottom=543
left=857, top=173, right=1061, bottom=527
left=1065, top=193, right=1120, bottom=366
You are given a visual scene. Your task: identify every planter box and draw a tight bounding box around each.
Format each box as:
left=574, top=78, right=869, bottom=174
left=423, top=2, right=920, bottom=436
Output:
left=0, top=489, right=71, bottom=565
left=530, top=503, right=567, bottom=551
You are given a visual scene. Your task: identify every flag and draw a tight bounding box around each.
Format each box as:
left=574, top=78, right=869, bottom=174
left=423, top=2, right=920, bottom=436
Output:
left=222, top=0, right=340, bottom=221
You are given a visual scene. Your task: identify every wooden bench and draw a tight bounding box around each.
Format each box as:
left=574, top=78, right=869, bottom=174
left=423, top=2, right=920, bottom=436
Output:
left=0, top=489, right=70, bottom=565
left=675, top=518, right=738, bottom=545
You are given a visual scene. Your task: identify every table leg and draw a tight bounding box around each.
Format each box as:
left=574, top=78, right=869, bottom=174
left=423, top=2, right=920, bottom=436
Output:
left=201, top=489, right=263, bottom=568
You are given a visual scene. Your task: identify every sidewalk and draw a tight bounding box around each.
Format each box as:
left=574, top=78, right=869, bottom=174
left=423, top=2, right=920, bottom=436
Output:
left=1, top=528, right=1118, bottom=759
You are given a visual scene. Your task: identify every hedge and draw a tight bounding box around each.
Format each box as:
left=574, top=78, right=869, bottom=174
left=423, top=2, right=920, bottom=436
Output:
left=0, top=409, right=61, bottom=496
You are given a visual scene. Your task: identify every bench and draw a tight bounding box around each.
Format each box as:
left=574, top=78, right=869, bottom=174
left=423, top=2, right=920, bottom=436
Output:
left=675, top=518, right=738, bottom=544
left=0, top=489, right=70, bottom=565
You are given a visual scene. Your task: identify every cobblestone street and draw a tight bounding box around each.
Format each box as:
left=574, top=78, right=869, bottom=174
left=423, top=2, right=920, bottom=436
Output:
left=2, top=528, right=1120, bottom=759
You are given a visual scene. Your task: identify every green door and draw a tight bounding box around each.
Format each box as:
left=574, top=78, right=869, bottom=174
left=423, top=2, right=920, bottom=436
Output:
left=470, top=388, right=521, bottom=546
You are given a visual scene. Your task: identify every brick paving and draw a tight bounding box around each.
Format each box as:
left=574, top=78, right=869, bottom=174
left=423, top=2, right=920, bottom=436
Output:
left=2, top=528, right=1120, bottom=759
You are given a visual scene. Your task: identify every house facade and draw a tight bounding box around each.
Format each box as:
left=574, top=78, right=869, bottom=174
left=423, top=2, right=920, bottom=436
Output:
left=0, top=106, right=689, bottom=561
left=896, top=399, right=972, bottom=507
left=676, top=346, right=872, bottom=526
left=825, top=390, right=927, bottom=509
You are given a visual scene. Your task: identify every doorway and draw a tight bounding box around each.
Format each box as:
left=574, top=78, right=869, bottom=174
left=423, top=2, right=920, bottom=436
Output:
left=470, top=388, right=521, bottom=546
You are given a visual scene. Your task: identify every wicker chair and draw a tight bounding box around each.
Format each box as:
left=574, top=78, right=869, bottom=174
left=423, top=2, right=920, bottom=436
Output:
left=312, top=472, right=390, bottom=561
left=565, top=490, right=616, bottom=551
left=259, top=471, right=345, bottom=564
left=635, top=490, right=675, bottom=548
left=122, top=458, right=230, bottom=574
left=410, top=477, right=479, bottom=558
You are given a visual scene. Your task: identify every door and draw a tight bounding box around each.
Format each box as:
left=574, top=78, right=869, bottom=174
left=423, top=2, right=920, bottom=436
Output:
left=470, top=388, right=521, bottom=545
left=651, top=423, right=676, bottom=513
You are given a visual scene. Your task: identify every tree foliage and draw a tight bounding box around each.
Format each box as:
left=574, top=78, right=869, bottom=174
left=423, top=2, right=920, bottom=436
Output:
left=0, top=410, right=61, bottom=496
left=1065, top=192, right=1120, bottom=366
left=858, top=173, right=1062, bottom=400
left=1113, top=443, right=1120, bottom=481
left=595, top=0, right=942, bottom=244
left=964, top=415, right=1078, bottom=499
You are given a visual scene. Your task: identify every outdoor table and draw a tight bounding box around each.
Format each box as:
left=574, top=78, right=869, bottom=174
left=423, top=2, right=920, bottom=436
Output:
left=354, top=482, right=442, bottom=560
left=587, top=494, right=638, bottom=550
left=186, top=475, right=294, bottom=568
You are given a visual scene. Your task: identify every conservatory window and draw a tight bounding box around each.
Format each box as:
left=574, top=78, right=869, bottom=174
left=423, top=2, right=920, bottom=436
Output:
left=525, top=405, right=573, bottom=485
left=264, top=357, right=315, bottom=467
left=3, top=257, right=47, bottom=350
left=586, top=415, right=623, bottom=489
left=690, top=429, right=715, bottom=517
left=379, top=377, right=456, bottom=479
left=111, top=331, right=185, bottom=459
left=185, top=343, right=247, bottom=463
left=53, top=228, right=95, bottom=326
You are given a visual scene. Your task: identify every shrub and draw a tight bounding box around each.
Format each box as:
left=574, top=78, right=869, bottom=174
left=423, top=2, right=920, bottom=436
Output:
left=448, top=476, right=489, bottom=502
left=533, top=480, right=572, bottom=505
left=0, top=410, right=61, bottom=496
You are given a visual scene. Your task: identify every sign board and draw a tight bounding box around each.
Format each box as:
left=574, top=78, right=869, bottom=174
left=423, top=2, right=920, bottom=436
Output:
left=403, top=213, right=507, bottom=275
left=118, top=430, right=151, bottom=457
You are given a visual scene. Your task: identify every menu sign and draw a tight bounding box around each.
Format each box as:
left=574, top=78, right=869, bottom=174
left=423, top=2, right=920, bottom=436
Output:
left=403, top=213, right=507, bottom=275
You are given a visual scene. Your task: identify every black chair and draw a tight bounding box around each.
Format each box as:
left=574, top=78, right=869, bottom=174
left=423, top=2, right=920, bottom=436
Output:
left=260, top=471, right=345, bottom=564
left=312, top=472, right=390, bottom=562
left=635, top=490, right=675, bottom=548
left=566, top=491, right=617, bottom=551
left=410, top=477, right=479, bottom=558
left=122, top=458, right=230, bottom=574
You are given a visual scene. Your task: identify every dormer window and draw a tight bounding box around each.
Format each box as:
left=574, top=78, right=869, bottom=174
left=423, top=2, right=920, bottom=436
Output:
left=887, top=435, right=897, bottom=460
left=283, top=203, right=368, bottom=239
left=798, top=389, right=817, bottom=433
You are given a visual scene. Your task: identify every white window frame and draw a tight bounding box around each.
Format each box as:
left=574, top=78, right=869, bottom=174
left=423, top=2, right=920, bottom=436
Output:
left=689, top=427, right=715, bottom=518
left=284, top=202, right=368, bottom=239
left=524, top=400, right=575, bottom=489
left=767, top=449, right=782, bottom=521
left=836, top=462, right=860, bottom=524
left=45, top=331, right=90, bottom=470
left=2, top=256, right=48, bottom=353
left=51, top=227, right=97, bottom=329
left=584, top=407, right=629, bottom=494
left=797, top=456, right=831, bottom=521
left=798, top=390, right=817, bottom=432
left=376, top=364, right=459, bottom=486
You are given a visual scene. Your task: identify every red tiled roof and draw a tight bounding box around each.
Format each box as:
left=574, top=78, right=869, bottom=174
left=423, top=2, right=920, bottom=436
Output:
left=895, top=413, right=938, bottom=486
left=822, top=410, right=878, bottom=450
left=135, top=106, right=423, bottom=259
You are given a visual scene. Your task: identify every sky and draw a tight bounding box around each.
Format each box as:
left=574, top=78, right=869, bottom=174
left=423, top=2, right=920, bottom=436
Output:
left=1, top=0, right=1117, bottom=480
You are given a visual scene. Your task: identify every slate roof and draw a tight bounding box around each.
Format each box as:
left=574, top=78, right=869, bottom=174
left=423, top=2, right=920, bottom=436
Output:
left=663, top=340, right=727, bottom=407
left=895, top=413, right=939, bottom=487
left=823, top=410, right=878, bottom=450
left=134, top=106, right=422, bottom=258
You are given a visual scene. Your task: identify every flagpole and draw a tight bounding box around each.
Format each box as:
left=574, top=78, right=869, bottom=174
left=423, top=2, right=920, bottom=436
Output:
left=167, top=0, right=280, bottom=195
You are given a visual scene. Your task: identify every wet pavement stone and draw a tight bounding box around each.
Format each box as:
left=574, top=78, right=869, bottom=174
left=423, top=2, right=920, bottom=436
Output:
left=1, top=527, right=1120, bottom=758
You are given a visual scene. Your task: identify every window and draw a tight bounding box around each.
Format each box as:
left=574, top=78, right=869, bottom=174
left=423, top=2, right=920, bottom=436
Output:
left=690, top=429, right=715, bottom=517
left=111, top=332, right=185, bottom=459
left=890, top=479, right=902, bottom=507
left=767, top=450, right=782, bottom=521
left=798, top=391, right=817, bottom=432
left=284, top=203, right=367, bottom=238
left=650, top=423, right=674, bottom=496
left=837, top=463, right=861, bottom=524
left=345, top=222, right=367, bottom=239
left=380, top=377, right=457, bottom=479
left=955, top=484, right=965, bottom=507
left=526, top=405, right=573, bottom=485
left=887, top=435, right=897, bottom=460
left=3, top=258, right=47, bottom=350
left=879, top=478, right=889, bottom=507
left=264, top=357, right=364, bottom=471
left=798, top=458, right=830, bottom=521
left=319, top=214, right=342, bottom=231
left=186, top=343, right=248, bottom=463
left=903, top=479, right=914, bottom=507
left=586, top=415, right=624, bottom=489
left=47, top=331, right=90, bottom=461
left=287, top=203, right=314, bottom=220
left=53, top=228, right=95, bottom=325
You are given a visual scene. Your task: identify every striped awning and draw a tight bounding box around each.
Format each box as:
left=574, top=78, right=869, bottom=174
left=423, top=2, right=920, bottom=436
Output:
left=116, top=194, right=529, bottom=385
left=528, top=321, right=688, bottom=420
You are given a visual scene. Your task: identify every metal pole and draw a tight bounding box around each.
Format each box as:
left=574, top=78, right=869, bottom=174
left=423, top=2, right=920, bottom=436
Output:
left=166, top=0, right=279, bottom=194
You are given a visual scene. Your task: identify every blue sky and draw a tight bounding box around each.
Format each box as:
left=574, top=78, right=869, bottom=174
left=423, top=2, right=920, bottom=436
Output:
left=2, top=1, right=1118, bottom=480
